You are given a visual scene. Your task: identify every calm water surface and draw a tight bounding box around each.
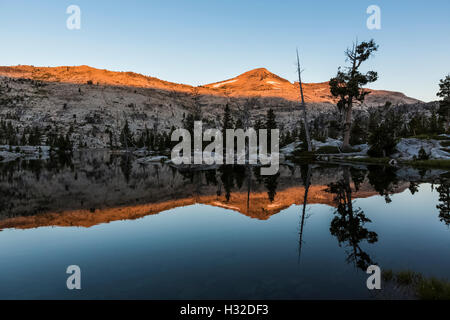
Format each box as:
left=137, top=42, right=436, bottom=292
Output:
left=0, top=151, right=449, bottom=299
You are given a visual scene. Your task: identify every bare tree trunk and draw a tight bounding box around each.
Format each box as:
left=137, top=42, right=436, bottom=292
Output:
left=342, top=103, right=352, bottom=149
left=297, top=49, right=312, bottom=152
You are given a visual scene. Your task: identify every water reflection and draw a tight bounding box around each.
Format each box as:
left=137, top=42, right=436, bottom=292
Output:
left=437, top=181, right=450, bottom=226
left=367, top=165, right=398, bottom=203
left=0, top=150, right=448, bottom=228
left=325, top=168, right=378, bottom=270
left=0, top=151, right=449, bottom=299
left=298, top=164, right=311, bottom=263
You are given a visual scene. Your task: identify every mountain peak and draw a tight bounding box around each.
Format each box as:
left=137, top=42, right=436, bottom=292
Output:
left=241, top=67, right=271, bottom=75
left=238, top=68, right=289, bottom=82
left=203, top=67, right=291, bottom=92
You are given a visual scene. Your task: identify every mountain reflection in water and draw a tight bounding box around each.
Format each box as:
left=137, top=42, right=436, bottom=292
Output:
left=0, top=151, right=449, bottom=299
left=0, top=151, right=448, bottom=230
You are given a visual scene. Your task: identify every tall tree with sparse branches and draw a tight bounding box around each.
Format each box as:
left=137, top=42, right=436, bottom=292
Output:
left=437, top=74, right=450, bottom=131
left=329, top=39, right=379, bottom=150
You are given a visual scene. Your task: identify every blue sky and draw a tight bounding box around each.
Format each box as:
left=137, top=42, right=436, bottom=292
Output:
left=0, top=0, right=449, bottom=102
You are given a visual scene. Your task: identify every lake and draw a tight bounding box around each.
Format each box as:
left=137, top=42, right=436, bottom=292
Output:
left=0, top=151, right=449, bottom=299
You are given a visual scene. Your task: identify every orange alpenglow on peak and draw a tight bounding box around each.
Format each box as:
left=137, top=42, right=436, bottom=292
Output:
left=204, top=67, right=291, bottom=90
left=0, top=184, right=385, bottom=231
left=0, top=65, right=421, bottom=104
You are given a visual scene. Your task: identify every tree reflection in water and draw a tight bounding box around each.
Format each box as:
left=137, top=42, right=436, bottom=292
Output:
left=367, top=165, right=398, bottom=203
left=120, top=154, right=133, bottom=184
left=436, top=180, right=450, bottom=226
left=1, top=152, right=449, bottom=236
left=219, top=165, right=235, bottom=202
left=408, top=182, right=420, bottom=195
left=298, top=164, right=311, bottom=263
left=264, top=172, right=280, bottom=203
left=326, top=167, right=378, bottom=271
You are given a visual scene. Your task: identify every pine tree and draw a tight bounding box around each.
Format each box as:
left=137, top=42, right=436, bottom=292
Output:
left=417, top=147, right=430, bottom=160
left=429, top=111, right=439, bottom=134
left=350, top=120, right=366, bottom=145
left=281, top=130, right=292, bottom=147
left=28, top=126, right=41, bottom=146
left=265, top=108, right=277, bottom=131
left=107, top=130, right=114, bottom=149
left=254, top=119, right=262, bottom=131
left=329, top=39, right=378, bottom=150
left=265, top=109, right=277, bottom=152
left=20, top=133, right=27, bottom=146
left=437, top=75, right=450, bottom=131
left=145, top=128, right=155, bottom=151
left=235, top=118, right=243, bottom=130
left=368, top=124, right=396, bottom=157
left=120, top=120, right=133, bottom=149
left=222, top=104, right=234, bottom=133
left=183, top=113, right=195, bottom=135
left=408, top=114, right=425, bottom=136
left=138, top=133, right=144, bottom=148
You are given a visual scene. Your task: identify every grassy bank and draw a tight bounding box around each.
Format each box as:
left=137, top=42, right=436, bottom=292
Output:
left=402, top=159, right=450, bottom=169
left=343, top=157, right=391, bottom=165
left=382, top=270, right=450, bottom=300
